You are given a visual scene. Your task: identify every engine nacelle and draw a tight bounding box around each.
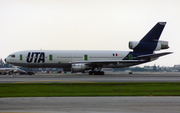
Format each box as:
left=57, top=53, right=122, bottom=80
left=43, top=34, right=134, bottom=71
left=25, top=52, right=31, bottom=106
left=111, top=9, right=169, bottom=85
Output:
left=71, top=63, right=91, bottom=72
left=13, top=69, right=18, bottom=73
left=129, top=41, right=169, bottom=51
left=158, top=41, right=169, bottom=50
left=129, top=41, right=139, bottom=49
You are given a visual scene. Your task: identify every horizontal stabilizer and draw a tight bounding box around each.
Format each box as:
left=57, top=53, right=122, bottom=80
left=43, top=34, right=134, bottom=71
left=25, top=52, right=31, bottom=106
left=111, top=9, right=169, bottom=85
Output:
left=137, top=52, right=173, bottom=60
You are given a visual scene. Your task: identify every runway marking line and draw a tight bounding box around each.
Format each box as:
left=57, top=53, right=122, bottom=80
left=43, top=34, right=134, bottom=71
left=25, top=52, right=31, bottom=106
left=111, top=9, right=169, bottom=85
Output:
left=14, top=80, right=95, bottom=83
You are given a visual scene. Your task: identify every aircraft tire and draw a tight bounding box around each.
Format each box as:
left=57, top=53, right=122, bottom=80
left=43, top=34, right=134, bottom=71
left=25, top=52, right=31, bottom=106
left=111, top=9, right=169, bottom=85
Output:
left=89, top=71, right=104, bottom=75
left=89, top=71, right=93, bottom=75
left=100, top=71, right=104, bottom=75
left=94, top=71, right=104, bottom=75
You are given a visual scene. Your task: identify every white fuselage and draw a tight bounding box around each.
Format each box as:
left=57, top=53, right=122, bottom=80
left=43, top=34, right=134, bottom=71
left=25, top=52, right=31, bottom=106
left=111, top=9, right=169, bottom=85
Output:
left=5, top=50, right=137, bottom=69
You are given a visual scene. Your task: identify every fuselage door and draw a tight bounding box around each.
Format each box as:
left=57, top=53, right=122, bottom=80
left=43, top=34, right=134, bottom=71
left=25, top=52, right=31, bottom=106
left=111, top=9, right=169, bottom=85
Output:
left=84, top=54, right=88, bottom=61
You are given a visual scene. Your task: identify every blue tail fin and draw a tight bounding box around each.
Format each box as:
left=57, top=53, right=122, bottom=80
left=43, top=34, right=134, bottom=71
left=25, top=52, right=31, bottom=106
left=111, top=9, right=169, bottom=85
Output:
left=134, top=22, right=166, bottom=53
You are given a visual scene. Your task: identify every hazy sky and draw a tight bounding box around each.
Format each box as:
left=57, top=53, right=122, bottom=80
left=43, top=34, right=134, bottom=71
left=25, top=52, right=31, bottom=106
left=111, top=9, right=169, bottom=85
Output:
left=0, top=0, right=179, bottom=67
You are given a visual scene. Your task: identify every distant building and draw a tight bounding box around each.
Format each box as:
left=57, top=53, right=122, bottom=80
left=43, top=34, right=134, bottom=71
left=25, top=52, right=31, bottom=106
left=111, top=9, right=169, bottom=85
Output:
left=174, top=65, right=180, bottom=69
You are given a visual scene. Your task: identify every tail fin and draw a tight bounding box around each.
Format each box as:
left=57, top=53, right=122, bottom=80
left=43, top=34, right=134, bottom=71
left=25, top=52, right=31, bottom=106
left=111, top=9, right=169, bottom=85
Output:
left=140, top=22, right=166, bottom=43
left=133, top=22, right=167, bottom=53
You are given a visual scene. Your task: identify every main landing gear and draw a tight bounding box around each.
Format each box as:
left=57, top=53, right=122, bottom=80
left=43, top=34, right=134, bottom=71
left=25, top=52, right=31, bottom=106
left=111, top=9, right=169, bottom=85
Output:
left=89, top=71, right=104, bottom=75
left=27, top=68, right=34, bottom=75
left=89, top=67, right=105, bottom=75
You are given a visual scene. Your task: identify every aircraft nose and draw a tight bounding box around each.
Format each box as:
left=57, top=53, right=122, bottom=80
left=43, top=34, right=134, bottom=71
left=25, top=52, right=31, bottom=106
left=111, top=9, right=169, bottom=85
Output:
left=4, top=58, right=6, bottom=62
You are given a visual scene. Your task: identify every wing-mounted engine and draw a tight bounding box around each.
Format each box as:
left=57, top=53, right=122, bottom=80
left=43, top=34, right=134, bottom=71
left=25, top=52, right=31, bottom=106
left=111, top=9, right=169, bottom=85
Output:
left=129, top=40, right=169, bottom=51
left=13, top=68, right=19, bottom=73
left=71, top=63, right=91, bottom=72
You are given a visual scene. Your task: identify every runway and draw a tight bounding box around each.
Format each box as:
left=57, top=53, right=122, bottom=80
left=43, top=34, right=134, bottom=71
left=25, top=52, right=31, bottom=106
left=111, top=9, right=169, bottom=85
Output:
left=1, top=97, right=180, bottom=113
left=0, top=72, right=180, bottom=83
left=1, top=73, right=180, bottom=113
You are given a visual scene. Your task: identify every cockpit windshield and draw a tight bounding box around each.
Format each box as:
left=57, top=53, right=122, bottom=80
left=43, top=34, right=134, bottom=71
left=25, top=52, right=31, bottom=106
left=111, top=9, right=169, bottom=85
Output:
left=8, top=55, right=15, bottom=58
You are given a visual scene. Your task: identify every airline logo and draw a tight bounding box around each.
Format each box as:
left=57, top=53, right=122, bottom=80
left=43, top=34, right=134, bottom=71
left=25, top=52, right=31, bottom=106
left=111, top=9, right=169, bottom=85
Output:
left=26, top=52, right=45, bottom=63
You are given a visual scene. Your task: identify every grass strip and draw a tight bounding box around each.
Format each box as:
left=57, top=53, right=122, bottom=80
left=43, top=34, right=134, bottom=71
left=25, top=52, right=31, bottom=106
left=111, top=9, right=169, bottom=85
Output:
left=0, top=83, right=180, bottom=97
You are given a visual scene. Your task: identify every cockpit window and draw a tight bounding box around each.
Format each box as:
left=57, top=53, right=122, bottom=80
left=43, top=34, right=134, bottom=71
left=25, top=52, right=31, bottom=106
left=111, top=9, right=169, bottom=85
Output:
left=9, top=55, right=15, bottom=58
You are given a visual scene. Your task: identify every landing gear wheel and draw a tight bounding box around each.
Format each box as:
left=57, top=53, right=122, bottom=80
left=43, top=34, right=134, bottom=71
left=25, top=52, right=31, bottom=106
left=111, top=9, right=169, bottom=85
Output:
left=91, top=71, right=104, bottom=75
left=89, top=71, right=93, bottom=75
left=29, top=72, right=32, bottom=75
left=100, top=71, right=104, bottom=75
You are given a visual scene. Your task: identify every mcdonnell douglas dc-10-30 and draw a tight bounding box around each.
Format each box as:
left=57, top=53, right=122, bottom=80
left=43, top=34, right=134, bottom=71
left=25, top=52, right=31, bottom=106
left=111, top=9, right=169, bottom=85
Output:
left=5, top=22, right=172, bottom=75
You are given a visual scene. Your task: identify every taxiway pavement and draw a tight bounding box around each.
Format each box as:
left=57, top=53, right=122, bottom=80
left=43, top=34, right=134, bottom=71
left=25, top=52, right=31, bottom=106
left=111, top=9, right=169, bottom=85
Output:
left=0, top=97, right=180, bottom=113
left=1, top=73, right=180, bottom=113
left=0, top=73, right=180, bottom=83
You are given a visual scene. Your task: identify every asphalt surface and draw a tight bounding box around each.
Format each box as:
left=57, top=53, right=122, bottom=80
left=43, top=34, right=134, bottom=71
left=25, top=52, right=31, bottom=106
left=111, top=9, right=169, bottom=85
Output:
left=1, top=73, right=180, bottom=113
left=0, top=72, right=180, bottom=83
left=0, top=97, right=180, bottom=113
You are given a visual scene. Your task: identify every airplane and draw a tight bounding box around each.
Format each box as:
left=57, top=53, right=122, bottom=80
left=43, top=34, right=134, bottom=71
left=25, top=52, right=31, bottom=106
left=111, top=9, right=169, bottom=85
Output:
left=0, top=68, right=26, bottom=75
left=4, top=22, right=172, bottom=75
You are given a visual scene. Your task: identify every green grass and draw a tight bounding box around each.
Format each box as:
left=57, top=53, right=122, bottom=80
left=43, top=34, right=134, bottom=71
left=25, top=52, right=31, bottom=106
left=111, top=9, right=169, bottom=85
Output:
left=0, top=83, right=180, bottom=97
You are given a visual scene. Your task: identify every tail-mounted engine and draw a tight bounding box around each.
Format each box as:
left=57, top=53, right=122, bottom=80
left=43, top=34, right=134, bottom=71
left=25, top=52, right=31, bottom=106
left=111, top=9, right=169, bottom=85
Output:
left=129, top=40, right=169, bottom=51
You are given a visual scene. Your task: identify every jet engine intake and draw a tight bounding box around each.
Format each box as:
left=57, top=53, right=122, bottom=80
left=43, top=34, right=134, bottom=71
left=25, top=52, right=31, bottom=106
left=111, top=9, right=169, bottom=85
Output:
left=129, top=41, right=139, bottom=49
